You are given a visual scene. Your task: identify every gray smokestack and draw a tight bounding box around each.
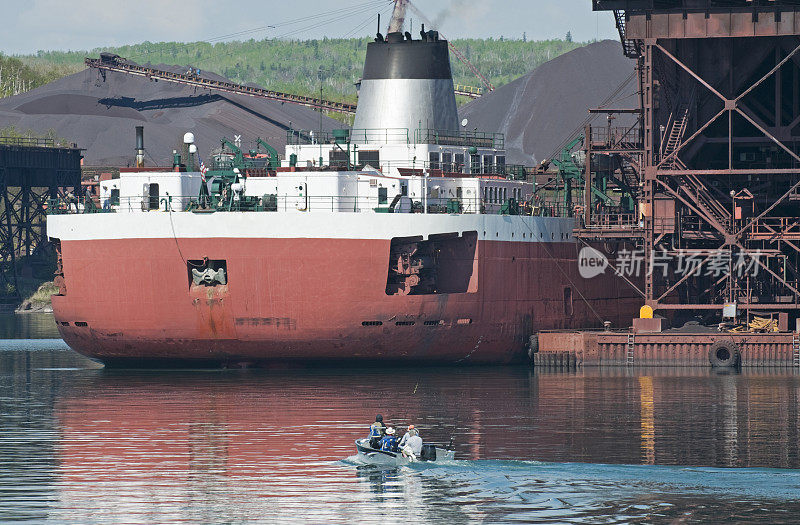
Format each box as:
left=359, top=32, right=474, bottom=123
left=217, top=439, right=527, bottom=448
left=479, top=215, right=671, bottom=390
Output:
left=352, top=33, right=459, bottom=140
left=135, top=126, right=144, bottom=168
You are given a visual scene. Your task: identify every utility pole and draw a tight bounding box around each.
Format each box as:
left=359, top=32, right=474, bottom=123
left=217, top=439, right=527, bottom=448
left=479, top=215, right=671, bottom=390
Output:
left=318, top=67, right=323, bottom=133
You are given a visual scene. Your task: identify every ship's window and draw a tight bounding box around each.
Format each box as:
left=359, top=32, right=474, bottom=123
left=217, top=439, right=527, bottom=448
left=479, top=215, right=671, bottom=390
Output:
left=564, top=287, right=574, bottom=317
left=455, top=153, right=465, bottom=173
left=110, top=188, right=120, bottom=206
left=395, top=321, right=415, bottom=326
left=359, top=150, right=379, bottom=166
left=483, top=155, right=494, bottom=173
left=483, top=187, right=488, bottom=202
left=362, top=321, right=383, bottom=326
left=59, top=321, right=70, bottom=326
left=471, top=154, right=481, bottom=173
left=442, top=152, right=453, bottom=172
left=74, top=321, right=88, bottom=327
left=188, top=259, right=228, bottom=287
left=378, top=187, right=388, bottom=204
left=424, top=320, right=443, bottom=326
left=456, top=318, right=472, bottom=325
left=329, top=149, right=349, bottom=168
left=497, top=156, right=506, bottom=175
left=148, top=183, right=159, bottom=210
left=429, top=152, right=441, bottom=170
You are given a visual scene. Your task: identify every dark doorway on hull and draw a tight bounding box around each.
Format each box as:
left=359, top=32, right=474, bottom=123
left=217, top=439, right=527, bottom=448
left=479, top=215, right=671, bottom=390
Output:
left=563, top=287, right=574, bottom=317
left=148, top=183, right=159, bottom=210
left=386, top=231, right=478, bottom=295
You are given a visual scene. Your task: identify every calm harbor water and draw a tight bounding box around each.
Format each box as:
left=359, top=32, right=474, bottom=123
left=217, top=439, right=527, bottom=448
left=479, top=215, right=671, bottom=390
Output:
left=3, top=314, right=800, bottom=523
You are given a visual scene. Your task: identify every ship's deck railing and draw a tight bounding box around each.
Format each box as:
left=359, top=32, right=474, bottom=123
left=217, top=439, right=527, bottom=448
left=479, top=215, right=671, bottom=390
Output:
left=287, top=128, right=410, bottom=146
left=583, top=213, right=640, bottom=229
left=287, top=128, right=505, bottom=149
left=368, top=160, right=521, bottom=178
left=46, top=195, right=560, bottom=217
left=414, top=129, right=504, bottom=150
left=286, top=159, right=526, bottom=179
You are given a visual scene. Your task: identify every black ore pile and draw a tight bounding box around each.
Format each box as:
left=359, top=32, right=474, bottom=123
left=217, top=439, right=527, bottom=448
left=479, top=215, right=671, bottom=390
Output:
left=0, top=64, right=343, bottom=166
left=459, top=40, right=637, bottom=165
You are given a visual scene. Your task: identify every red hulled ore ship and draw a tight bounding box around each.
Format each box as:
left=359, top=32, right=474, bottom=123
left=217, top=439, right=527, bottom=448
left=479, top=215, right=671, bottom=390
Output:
left=47, top=27, right=641, bottom=367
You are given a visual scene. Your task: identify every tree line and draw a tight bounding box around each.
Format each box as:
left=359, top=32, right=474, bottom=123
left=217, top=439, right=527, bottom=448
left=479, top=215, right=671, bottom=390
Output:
left=11, top=37, right=588, bottom=103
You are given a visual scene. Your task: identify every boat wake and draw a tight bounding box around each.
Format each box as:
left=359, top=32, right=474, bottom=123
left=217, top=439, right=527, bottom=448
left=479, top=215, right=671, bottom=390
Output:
left=339, top=457, right=800, bottom=500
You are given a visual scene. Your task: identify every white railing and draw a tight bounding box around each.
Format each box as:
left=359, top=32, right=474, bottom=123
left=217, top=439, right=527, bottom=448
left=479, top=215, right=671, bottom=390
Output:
left=48, top=195, right=528, bottom=216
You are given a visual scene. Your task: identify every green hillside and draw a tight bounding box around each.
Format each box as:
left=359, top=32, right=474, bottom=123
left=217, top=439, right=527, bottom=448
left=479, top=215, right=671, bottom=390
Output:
left=16, top=37, right=587, bottom=104
left=0, top=55, right=81, bottom=98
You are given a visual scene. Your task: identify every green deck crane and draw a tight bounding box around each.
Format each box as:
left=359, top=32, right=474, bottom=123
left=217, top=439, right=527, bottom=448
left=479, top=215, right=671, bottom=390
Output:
left=256, top=138, right=280, bottom=170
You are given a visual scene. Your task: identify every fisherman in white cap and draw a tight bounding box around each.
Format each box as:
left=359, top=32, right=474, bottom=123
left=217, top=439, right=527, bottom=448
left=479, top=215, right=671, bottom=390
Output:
left=380, top=427, right=399, bottom=452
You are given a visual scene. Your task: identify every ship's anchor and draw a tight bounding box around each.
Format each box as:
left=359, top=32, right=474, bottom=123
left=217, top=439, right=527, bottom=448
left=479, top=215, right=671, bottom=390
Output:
left=191, top=268, right=227, bottom=286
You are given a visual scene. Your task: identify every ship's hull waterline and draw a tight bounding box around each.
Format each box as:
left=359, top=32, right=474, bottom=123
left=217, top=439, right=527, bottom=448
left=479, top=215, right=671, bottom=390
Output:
left=48, top=212, right=640, bottom=367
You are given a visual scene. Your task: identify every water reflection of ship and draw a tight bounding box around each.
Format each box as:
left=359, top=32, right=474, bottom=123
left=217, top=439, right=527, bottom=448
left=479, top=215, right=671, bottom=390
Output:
left=52, top=368, right=533, bottom=521
left=50, top=366, right=800, bottom=519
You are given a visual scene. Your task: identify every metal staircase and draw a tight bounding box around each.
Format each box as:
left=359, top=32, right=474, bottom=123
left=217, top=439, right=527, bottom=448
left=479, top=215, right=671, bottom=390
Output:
left=659, top=92, right=733, bottom=233
left=614, top=10, right=641, bottom=59
left=660, top=107, right=690, bottom=170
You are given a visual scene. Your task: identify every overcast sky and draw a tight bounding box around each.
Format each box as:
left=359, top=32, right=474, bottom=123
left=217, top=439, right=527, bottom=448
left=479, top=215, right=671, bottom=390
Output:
left=1, top=0, right=620, bottom=55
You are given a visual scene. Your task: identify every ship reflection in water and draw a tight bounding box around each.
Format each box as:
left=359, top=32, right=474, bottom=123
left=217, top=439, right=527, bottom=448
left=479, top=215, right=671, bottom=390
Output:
left=5, top=343, right=800, bottom=522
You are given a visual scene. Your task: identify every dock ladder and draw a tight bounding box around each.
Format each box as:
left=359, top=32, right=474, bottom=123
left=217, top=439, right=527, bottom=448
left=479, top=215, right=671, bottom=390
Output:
left=626, top=332, right=635, bottom=366
left=793, top=332, right=800, bottom=368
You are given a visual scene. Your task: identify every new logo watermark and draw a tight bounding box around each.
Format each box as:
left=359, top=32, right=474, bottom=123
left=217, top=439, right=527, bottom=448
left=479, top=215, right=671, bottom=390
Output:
left=578, top=247, right=610, bottom=279
left=579, top=247, right=763, bottom=280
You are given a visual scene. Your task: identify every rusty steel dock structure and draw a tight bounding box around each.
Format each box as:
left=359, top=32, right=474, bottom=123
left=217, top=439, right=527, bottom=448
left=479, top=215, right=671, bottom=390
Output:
left=538, top=0, right=800, bottom=367
left=0, top=137, right=82, bottom=305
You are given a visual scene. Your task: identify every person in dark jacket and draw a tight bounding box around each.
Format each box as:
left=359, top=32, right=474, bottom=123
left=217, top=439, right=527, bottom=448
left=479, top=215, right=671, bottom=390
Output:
left=380, top=427, right=399, bottom=452
left=368, top=414, right=386, bottom=449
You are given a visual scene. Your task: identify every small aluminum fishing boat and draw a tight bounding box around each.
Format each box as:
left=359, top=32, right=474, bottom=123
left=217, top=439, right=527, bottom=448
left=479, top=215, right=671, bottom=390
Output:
left=355, top=438, right=454, bottom=466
